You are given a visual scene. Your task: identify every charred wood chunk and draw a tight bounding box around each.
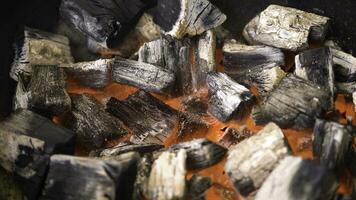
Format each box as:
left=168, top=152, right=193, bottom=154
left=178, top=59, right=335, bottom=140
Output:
left=99, top=142, right=164, bottom=157
left=0, top=130, right=49, bottom=200
left=106, top=91, right=178, bottom=145
left=187, top=175, right=212, bottom=200
left=336, top=82, right=356, bottom=95
left=0, top=167, right=22, bottom=200
left=153, top=0, right=226, bottom=39
left=133, top=154, right=154, bottom=200
left=39, top=154, right=137, bottom=200
left=147, top=150, right=187, bottom=200
left=313, top=119, right=352, bottom=170
left=207, top=72, right=255, bottom=122
left=224, top=123, right=291, bottom=196
left=11, top=27, right=73, bottom=81
left=255, top=156, right=339, bottom=200
left=64, top=94, right=127, bottom=148
left=252, top=74, right=331, bottom=129
left=62, top=59, right=112, bottom=89
left=60, top=0, right=154, bottom=48
left=167, top=138, right=227, bottom=170
left=218, top=126, right=253, bottom=148
left=29, top=65, right=71, bottom=116
left=13, top=75, right=30, bottom=111
left=331, top=48, right=356, bottom=82
left=112, top=57, right=175, bottom=94
left=243, top=5, right=329, bottom=51
left=0, top=109, right=75, bottom=155
left=295, top=47, right=334, bottom=103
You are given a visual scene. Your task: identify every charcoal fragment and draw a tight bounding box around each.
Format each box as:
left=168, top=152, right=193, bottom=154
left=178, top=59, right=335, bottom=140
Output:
left=133, top=154, right=154, bottom=200
left=187, top=175, right=212, bottom=200
left=331, top=48, right=356, bottom=82
left=99, top=142, right=164, bottom=157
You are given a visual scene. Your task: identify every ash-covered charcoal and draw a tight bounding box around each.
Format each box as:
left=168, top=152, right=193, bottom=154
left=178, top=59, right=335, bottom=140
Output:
left=207, top=72, right=255, bottom=122
left=0, top=130, right=49, bottom=200
left=153, top=0, right=226, bottom=39
left=13, top=75, right=30, bottom=111
left=313, top=119, right=352, bottom=170
left=106, top=91, right=178, bottom=145
left=98, top=142, right=164, bottom=157
left=243, top=5, right=330, bottom=51
left=177, top=113, right=210, bottom=137
left=295, top=47, right=335, bottom=103
left=11, top=27, right=73, bottom=81
left=112, top=57, right=175, bottom=94
left=224, top=123, right=291, bottom=197
left=0, top=167, right=22, bottom=200
left=60, top=0, right=155, bottom=49
left=253, top=74, right=331, bottom=129
left=187, top=175, right=212, bottom=200
left=255, top=156, right=339, bottom=200
left=29, top=65, right=71, bottom=116
left=133, top=154, right=154, bottom=200
left=147, top=150, right=187, bottom=200
left=64, top=94, right=127, bottom=148
left=39, top=154, right=137, bottom=200
left=166, top=138, right=227, bottom=170
left=218, top=126, right=253, bottom=148
left=331, top=48, right=356, bottom=82
left=336, top=82, right=356, bottom=95
left=62, top=59, right=112, bottom=89
left=223, top=42, right=285, bottom=70
left=0, top=109, right=75, bottom=155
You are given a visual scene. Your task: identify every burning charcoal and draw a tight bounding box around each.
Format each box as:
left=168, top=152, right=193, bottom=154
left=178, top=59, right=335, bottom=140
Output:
left=177, top=113, right=210, bottom=137
left=13, top=75, right=30, bottom=111
left=0, top=109, right=75, bottom=154
left=224, top=123, right=291, bottom=196
left=147, top=150, right=187, bottom=200
left=243, top=5, right=330, bottom=51
left=60, top=0, right=155, bottom=48
left=218, top=126, right=253, bottom=148
left=133, top=154, right=154, bottom=200
left=207, top=72, right=255, bottom=122
left=106, top=91, right=178, bottom=145
left=331, top=48, right=356, bottom=82
left=11, top=27, right=73, bottom=81
left=64, top=94, right=127, bottom=148
left=187, top=175, right=212, bottom=200
left=99, top=142, right=164, bottom=157
left=166, top=138, right=227, bottom=170
left=255, top=156, right=338, bottom=200
left=40, top=154, right=139, bottom=200
left=0, top=130, right=49, bottom=199
left=223, top=42, right=285, bottom=70
left=112, top=57, right=175, bottom=94
left=62, top=59, right=112, bottom=89
left=153, top=0, right=226, bottom=39
left=313, top=119, right=352, bottom=170
left=253, top=74, right=331, bottom=129
left=29, top=65, right=71, bottom=116
left=295, top=47, right=335, bottom=103
left=0, top=167, right=22, bottom=200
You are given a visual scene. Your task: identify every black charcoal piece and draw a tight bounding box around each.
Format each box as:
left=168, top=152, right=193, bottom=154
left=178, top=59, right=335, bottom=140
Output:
left=112, top=57, right=175, bottom=94
left=207, top=72, right=255, bottom=122
left=166, top=138, right=227, bottom=170
left=295, top=47, right=334, bottom=104
left=187, top=175, right=212, bottom=200
left=0, top=109, right=75, bottom=155
left=63, top=59, right=112, bottom=89
left=39, top=154, right=138, bottom=200
left=331, top=48, right=356, bottom=82
left=11, top=27, right=73, bottom=81
left=224, top=123, right=291, bottom=196
left=29, top=65, right=71, bottom=116
left=64, top=94, right=127, bottom=148
left=106, top=91, right=178, bottom=145
left=147, top=150, right=187, bottom=200
left=313, top=119, right=352, bottom=170
left=0, top=130, right=49, bottom=200
left=153, top=0, right=226, bottom=39
left=218, top=126, right=253, bottom=148
left=223, top=42, right=285, bottom=70
left=99, top=142, right=164, bottom=157
left=60, top=0, right=155, bottom=48
left=255, top=156, right=338, bottom=200
left=252, top=74, right=331, bottom=129
left=133, top=153, right=154, bottom=200
left=243, top=5, right=329, bottom=51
